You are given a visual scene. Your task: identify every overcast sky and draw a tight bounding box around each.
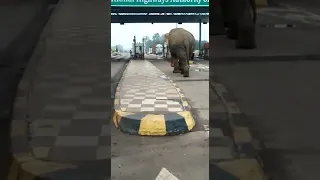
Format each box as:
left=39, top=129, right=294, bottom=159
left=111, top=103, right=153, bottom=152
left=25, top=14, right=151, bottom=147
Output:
left=111, top=23, right=209, bottom=49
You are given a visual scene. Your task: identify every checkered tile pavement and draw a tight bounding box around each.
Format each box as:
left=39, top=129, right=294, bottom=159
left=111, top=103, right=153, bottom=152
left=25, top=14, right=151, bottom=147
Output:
left=118, top=60, right=186, bottom=113
left=20, top=0, right=111, bottom=161
left=27, top=63, right=110, bottom=161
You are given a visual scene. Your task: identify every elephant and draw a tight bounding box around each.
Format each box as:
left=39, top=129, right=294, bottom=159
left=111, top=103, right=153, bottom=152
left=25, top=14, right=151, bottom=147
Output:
left=168, top=28, right=195, bottom=77
left=221, top=0, right=257, bottom=49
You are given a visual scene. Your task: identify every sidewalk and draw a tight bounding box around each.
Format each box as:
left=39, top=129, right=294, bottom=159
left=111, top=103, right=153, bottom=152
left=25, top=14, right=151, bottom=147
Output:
left=0, top=2, right=51, bottom=65
left=210, top=13, right=320, bottom=62
left=113, top=60, right=195, bottom=135
left=9, top=0, right=110, bottom=179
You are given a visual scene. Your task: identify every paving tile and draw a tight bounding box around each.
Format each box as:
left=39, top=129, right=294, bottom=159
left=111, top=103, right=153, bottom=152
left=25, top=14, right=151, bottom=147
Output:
left=32, top=147, right=51, bottom=158
left=209, top=128, right=224, bottom=137
left=49, top=147, right=98, bottom=161
left=100, top=125, right=110, bottom=136
left=96, top=146, right=110, bottom=159
left=38, top=110, right=75, bottom=119
left=58, top=123, right=102, bottom=136
left=32, top=127, right=61, bottom=137
left=32, top=119, right=71, bottom=127
left=72, top=111, right=109, bottom=120
left=80, top=98, right=109, bottom=105
left=43, top=104, right=77, bottom=111
left=98, top=136, right=110, bottom=146
left=30, top=136, right=57, bottom=147
left=209, top=147, right=235, bottom=160
left=54, top=136, right=99, bottom=146
left=118, top=60, right=185, bottom=113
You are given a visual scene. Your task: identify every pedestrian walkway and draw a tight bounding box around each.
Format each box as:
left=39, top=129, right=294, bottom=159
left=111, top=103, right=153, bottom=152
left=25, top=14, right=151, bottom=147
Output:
left=113, top=60, right=195, bottom=136
left=190, top=63, right=209, bottom=72
left=9, top=0, right=110, bottom=179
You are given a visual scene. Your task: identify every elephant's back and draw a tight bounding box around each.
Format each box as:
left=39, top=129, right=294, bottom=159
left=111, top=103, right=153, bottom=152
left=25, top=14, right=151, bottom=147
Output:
left=168, top=28, right=195, bottom=46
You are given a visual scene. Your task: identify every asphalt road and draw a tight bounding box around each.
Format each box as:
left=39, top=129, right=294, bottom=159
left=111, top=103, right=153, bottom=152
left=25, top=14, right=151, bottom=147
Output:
left=111, top=52, right=130, bottom=61
left=111, top=59, right=209, bottom=180
left=211, top=60, right=320, bottom=180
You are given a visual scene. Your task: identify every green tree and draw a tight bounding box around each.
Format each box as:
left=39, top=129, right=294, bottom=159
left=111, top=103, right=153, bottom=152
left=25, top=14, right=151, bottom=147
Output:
left=159, top=34, right=165, bottom=45
left=145, top=39, right=153, bottom=50
left=152, top=33, right=161, bottom=44
left=116, top=44, right=124, bottom=52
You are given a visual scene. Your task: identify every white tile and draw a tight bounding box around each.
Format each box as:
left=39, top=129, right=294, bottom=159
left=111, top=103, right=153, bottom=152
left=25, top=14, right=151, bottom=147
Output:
left=156, top=97, right=167, bottom=100
left=155, top=104, right=168, bottom=108
left=142, top=101, right=155, bottom=105
left=133, top=96, right=145, bottom=100
left=128, top=104, right=142, bottom=108
left=167, top=101, right=180, bottom=105
left=124, top=94, right=134, bottom=98
left=168, top=108, right=183, bottom=112
left=120, top=99, right=131, bottom=104
left=141, top=107, right=155, bottom=111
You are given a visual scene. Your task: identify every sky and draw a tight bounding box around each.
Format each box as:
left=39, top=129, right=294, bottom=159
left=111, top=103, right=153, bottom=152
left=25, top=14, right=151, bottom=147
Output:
left=111, top=23, right=209, bottom=50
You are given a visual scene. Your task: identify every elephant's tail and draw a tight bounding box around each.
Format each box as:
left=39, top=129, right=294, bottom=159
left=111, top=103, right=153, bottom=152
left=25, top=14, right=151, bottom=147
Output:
left=183, top=38, right=191, bottom=65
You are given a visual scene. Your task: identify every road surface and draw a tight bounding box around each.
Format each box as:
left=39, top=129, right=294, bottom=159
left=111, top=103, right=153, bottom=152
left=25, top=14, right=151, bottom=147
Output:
left=111, top=52, right=130, bottom=61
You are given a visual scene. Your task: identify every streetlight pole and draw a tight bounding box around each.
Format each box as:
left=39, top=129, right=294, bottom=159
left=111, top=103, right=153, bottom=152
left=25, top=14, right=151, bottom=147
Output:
left=199, top=21, right=202, bottom=57
left=142, top=37, right=145, bottom=59
left=133, top=36, right=136, bottom=59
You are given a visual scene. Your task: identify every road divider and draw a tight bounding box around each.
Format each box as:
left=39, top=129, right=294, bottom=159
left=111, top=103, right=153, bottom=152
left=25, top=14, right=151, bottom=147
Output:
left=210, top=74, right=267, bottom=179
left=113, top=60, right=195, bottom=136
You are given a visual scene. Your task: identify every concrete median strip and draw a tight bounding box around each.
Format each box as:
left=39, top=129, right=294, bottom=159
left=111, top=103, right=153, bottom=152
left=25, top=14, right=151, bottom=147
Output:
left=113, top=60, right=195, bottom=136
left=211, top=158, right=265, bottom=180
left=210, top=74, right=267, bottom=179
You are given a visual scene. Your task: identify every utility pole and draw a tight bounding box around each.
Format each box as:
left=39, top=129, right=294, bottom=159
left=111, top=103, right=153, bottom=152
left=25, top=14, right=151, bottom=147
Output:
left=133, top=36, right=136, bottom=59
left=142, top=37, right=145, bottom=59
left=199, top=21, right=202, bottom=57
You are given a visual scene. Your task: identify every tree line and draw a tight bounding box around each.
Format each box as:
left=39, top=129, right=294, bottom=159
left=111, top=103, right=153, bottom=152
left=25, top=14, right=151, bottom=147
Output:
left=112, top=32, right=208, bottom=53
left=143, top=33, right=208, bottom=51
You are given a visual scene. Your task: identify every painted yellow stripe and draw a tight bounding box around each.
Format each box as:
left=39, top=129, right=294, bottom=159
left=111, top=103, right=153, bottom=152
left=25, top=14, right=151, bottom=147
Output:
left=177, top=111, right=195, bottom=131
left=217, top=159, right=266, bottom=180
left=7, top=158, right=19, bottom=180
left=139, top=114, right=166, bottom=136
left=113, top=110, right=133, bottom=128
left=233, top=127, right=253, bottom=144
left=182, top=101, right=189, bottom=107
left=255, top=0, right=268, bottom=6
left=114, top=98, right=120, bottom=106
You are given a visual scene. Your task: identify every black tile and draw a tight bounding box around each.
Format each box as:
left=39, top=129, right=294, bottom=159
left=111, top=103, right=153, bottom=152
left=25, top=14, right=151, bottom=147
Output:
left=49, top=146, right=98, bottom=161
left=59, top=123, right=102, bottom=136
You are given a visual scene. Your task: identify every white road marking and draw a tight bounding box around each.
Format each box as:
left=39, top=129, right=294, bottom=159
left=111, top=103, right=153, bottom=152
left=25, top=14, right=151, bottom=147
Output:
left=155, top=168, right=179, bottom=180
left=203, top=125, right=209, bottom=135
left=257, top=6, right=320, bottom=26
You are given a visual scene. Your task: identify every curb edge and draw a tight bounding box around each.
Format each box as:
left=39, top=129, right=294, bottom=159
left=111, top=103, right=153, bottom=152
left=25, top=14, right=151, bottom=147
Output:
left=210, top=75, right=268, bottom=179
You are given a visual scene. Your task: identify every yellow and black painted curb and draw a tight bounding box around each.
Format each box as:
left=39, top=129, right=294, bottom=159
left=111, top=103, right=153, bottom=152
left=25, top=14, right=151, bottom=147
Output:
left=8, top=108, right=79, bottom=180
left=210, top=75, right=267, bottom=179
left=112, top=62, right=195, bottom=136
left=211, top=158, right=266, bottom=180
